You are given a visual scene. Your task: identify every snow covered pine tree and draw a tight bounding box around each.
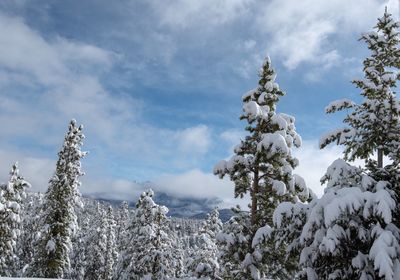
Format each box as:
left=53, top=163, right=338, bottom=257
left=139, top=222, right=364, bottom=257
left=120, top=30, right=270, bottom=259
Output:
left=85, top=204, right=118, bottom=280
left=118, top=190, right=183, bottom=280
left=0, top=162, right=30, bottom=277
left=214, top=56, right=311, bottom=279
left=186, top=208, right=222, bottom=278
left=293, top=9, right=400, bottom=280
left=27, top=119, right=87, bottom=278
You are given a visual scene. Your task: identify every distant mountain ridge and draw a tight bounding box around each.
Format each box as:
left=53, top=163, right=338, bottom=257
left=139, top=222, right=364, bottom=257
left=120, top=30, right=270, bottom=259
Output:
left=89, top=191, right=234, bottom=222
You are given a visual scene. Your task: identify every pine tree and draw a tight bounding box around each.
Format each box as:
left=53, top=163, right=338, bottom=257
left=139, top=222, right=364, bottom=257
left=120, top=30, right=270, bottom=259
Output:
left=186, top=208, right=222, bottom=278
left=296, top=159, right=400, bottom=279
left=85, top=203, right=107, bottom=280
left=214, top=56, right=311, bottom=278
left=70, top=216, right=88, bottom=280
left=116, top=200, right=130, bottom=253
left=104, top=205, right=118, bottom=280
left=0, top=162, right=30, bottom=276
left=27, top=119, right=86, bottom=278
left=85, top=203, right=117, bottom=280
left=320, top=8, right=400, bottom=169
left=305, top=9, right=400, bottom=279
left=216, top=207, right=252, bottom=279
left=118, top=190, right=182, bottom=280
left=19, top=193, right=43, bottom=276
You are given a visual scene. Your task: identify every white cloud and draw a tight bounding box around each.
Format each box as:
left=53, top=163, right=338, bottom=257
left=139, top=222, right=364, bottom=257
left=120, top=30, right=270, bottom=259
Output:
left=0, top=12, right=213, bottom=173
left=152, top=0, right=251, bottom=28
left=256, top=0, right=393, bottom=70
left=176, top=125, right=211, bottom=156
left=82, top=179, right=145, bottom=201
left=293, top=140, right=368, bottom=197
left=153, top=169, right=250, bottom=208
left=219, top=129, right=245, bottom=154
left=0, top=149, right=54, bottom=192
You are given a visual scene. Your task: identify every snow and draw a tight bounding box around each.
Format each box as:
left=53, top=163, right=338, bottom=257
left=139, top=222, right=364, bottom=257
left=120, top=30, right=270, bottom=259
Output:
left=0, top=278, right=59, bottom=280
left=369, top=225, right=399, bottom=280
left=257, top=132, right=289, bottom=155
left=271, top=114, right=287, bottom=130
left=252, top=225, right=272, bottom=248
left=45, top=239, right=56, bottom=253
left=242, top=101, right=269, bottom=120
left=271, top=180, right=286, bottom=195
left=325, top=99, right=355, bottom=113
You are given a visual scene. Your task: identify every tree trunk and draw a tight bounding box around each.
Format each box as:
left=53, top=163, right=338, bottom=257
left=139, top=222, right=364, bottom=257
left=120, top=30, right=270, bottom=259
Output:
left=378, top=148, right=383, bottom=168
left=251, top=170, right=259, bottom=227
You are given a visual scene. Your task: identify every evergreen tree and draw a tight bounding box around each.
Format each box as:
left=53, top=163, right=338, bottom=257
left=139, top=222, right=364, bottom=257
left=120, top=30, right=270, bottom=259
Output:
left=216, top=207, right=252, bottom=279
left=186, top=208, right=222, bottom=278
left=303, top=9, right=400, bottom=279
left=28, top=119, right=86, bottom=278
left=85, top=203, right=107, bottom=280
left=214, top=56, right=311, bottom=278
left=320, top=8, right=400, bottom=169
left=295, top=159, right=400, bottom=279
left=104, top=205, right=118, bottom=280
left=85, top=203, right=117, bottom=280
left=118, top=190, right=182, bottom=279
left=70, top=215, right=88, bottom=280
left=19, top=193, right=43, bottom=276
left=116, top=200, right=130, bottom=253
left=0, top=162, right=30, bottom=276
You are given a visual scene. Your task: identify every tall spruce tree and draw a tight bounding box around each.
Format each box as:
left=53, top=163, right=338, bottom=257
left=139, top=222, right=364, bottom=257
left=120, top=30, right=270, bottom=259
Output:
left=28, top=119, right=86, bottom=278
left=296, top=9, right=400, bottom=279
left=0, top=163, right=30, bottom=276
left=214, top=57, right=311, bottom=279
left=320, top=8, right=400, bottom=169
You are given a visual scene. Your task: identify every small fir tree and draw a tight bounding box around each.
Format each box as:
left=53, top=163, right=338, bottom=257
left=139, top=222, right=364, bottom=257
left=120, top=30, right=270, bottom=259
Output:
left=118, top=190, right=182, bottom=280
left=0, top=162, right=30, bottom=276
left=186, top=208, right=222, bottom=278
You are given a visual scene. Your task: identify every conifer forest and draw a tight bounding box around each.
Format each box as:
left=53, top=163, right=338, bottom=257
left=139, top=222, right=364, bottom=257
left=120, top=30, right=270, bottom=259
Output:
left=1, top=5, right=400, bottom=280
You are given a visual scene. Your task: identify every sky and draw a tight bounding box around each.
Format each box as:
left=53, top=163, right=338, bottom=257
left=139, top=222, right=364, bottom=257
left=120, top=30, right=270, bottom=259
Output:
left=0, top=0, right=398, bottom=207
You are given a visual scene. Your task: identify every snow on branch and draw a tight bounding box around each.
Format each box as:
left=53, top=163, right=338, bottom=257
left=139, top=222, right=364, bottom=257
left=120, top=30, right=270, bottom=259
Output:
left=319, top=128, right=353, bottom=149
left=325, top=99, right=355, bottom=114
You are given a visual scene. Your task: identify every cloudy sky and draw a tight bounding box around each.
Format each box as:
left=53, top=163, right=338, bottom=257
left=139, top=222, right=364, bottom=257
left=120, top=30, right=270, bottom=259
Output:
left=0, top=0, right=397, bottom=206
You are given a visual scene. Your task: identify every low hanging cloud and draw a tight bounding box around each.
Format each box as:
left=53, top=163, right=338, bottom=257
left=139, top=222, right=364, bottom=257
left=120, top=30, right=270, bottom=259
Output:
left=0, top=139, right=377, bottom=209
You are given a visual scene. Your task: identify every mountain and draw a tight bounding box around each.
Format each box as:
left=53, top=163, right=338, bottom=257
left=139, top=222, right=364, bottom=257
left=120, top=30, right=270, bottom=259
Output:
left=86, top=180, right=235, bottom=221
left=91, top=191, right=234, bottom=222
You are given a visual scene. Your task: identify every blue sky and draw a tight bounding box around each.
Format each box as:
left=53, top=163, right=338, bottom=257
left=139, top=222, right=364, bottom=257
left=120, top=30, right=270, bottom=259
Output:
left=0, top=0, right=397, bottom=205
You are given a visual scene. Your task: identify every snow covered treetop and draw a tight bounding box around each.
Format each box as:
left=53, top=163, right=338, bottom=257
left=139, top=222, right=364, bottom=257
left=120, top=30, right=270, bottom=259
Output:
left=241, top=57, right=283, bottom=122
